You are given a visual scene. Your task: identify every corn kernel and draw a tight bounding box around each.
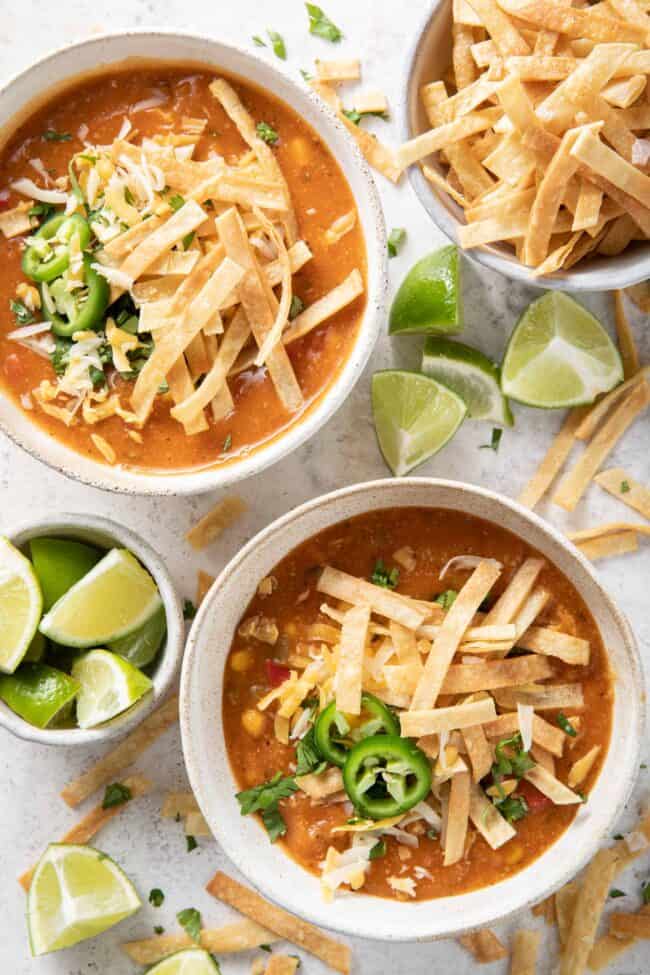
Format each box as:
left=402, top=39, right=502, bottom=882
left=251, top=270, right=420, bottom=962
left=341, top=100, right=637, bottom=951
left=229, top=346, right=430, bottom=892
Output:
left=16, top=282, right=41, bottom=311
left=241, top=708, right=266, bottom=738
left=504, top=844, right=524, bottom=865
left=230, top=649, right=254, bottom=672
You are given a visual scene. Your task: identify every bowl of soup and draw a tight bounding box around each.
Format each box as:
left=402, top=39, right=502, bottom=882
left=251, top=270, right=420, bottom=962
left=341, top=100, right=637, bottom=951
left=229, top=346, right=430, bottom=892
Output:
left=0, top=31, right=386, bottom=494
left=180, top=477, right=642, bottom=941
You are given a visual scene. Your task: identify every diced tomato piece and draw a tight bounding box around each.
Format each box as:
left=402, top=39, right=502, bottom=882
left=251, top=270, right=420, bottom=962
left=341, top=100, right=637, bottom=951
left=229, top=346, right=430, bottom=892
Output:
left=517, top=779, right=552, bottom=813
left=3, top=353, right=26, bottom=384
left=0, top=189, right=11, bottom=210
left=265, top=658, right=290, bottom=688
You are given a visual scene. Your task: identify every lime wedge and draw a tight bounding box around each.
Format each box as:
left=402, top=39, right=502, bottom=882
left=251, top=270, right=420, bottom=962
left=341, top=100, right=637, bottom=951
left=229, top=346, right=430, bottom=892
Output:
left=30, top=537, right=101, bottom=611
left=147, top=949, right=221, bottom=975
left=372, top=370, right=467, bottom=476
left=39, top=548, right=162, bottom=647
left=109, top=604, right=167, bottom=669
left=27, top=843, right=140, bottom=955
left=72, top=649, right=152, bottom=728
left=0, top=537, right=43, bottom=674
left=0, top=663, right=79, bottom=728
left=23, top=630, right=46, bottom=662
left=422, top=336, right=514, bottom=425
left=501, top=292, right=623, bottom=408
left=389, top=245, right=461, bottom=334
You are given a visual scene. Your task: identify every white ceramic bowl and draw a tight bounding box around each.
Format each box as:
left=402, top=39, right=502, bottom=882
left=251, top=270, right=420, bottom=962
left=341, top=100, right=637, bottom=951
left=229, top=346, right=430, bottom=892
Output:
left=180, top=478, right=643, bottom=942
left=2, top=513, right=183, bottom=746
left=401, top=0, right=650, bottom=291
left=0, top=30, right=387, bottom=495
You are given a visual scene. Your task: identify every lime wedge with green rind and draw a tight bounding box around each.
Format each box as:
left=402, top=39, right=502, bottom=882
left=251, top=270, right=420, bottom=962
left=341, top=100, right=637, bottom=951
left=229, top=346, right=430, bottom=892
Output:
left=27, top=844, right=140, bottom=955
left=422, top=336, right=514, bottom=425
left=72, top=649, right=153, bottom=728
left=23, top=630, right=46, bottom=663
left=501, top=292, right=623, bottom=408
left=39, top=548, right=162, bottom=648
left=0, top=663, right=79, bottom=729
left=147, top=949, right=222, bottom=975
left=389, top=245, right=461, bottom=334
left=0, top=537, right=43, bottom=674
left=109, top=604, right=167, bottom=669
left=372, top=370, right=467, bottom=476
left=30, top=537, right=101, bottom=611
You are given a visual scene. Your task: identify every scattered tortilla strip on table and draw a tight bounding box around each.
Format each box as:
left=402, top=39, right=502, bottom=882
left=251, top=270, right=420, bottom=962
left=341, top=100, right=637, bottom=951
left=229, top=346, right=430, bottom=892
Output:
left=206, top=872, right=351, bottom=974
left=589, top=903, right=650, bottom=970
left=518, top=410, right=585, bottom=508
left=122, top=920, right=280, bottom=964
left=458, top=928, right=509, bottom=962
left=185, top=810, right=211, bottom=837
left=568, top=521, right=650, bottom=542
left=265, top=957, right=300, bottom=975
left=196, top=569, right=215, bottom=606
left=594, top=468, right=650, bottom=519
left=531, top=894, right=556, bottom=924
left=61, top=694, right=178, bottom=807
left=573, top=369, right=649, bottom=442
left=510, top=929, right=541, bottom=975
left=162, top=791, right=200, bottom=818
left=186, top=496, right=247, bottom=550
left=614, top=291, right=641, bottom=380
left=577, top=530, right=639, bottom=560
left=339, top=112, right=403, bottom=183
left=316, top=59, right=361, bottom=84
left=555, top=880, right=579, bottom=947
left=559, top=847, right=620, bottom=975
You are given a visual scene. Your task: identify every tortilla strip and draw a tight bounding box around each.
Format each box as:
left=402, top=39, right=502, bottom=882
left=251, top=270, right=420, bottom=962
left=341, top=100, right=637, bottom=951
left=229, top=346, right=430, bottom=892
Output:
left=483, top=710, right=565, bottom=756
left=404, top=698, right=498, bottom=738
left=103, top=214, right=166, bottom=259
left=458, top=208, right=573, bottom=247
left=497, top=0, right=645, bottom=43
left=518, top=410, right=584, bottom=508
left=507, top=55, right=577, bottom=81
left=206, top=872, right=351, bottom=974
left=559, top=848, right=621, bottom=975
left=484, top=558, right=546, bottom=625
left=61, top=695, right=178, bottom=806
left=430, top=78, right=500, bottom=126
left=603, top=74, right=647, bottom=109
left=145, top=249, right=199, bottom=276
left=574, top=369, right=649, bottom=442
left=469, top=782, right=516, bottom=848
left=396, top=109, right=502, bottom=169
left=444, top=770, right=471, bottom=866
left=527, top=126, right=587, bottom=264
left=161, top=791, right=200, bottom=818
left=512, top=588, right=551, bottom=643
left=590, top=904, right=650, bottom=970
left=454, top=23, right=480, bottom=89
left=440, top=655, right=553, bottom=695
left=510, top=930, right=541, bottom=975
left=422, top=163, right=469, bottom=207
left=578, top=529, right=640, bottom=559
left=297, top=766, right=344, bottom=799
left=334, top=605, right=370, bottom=715
left=185, top=496, right=247, bottom=550
left=19, top=773, right=151, bottom=891
left=466, top=0, right=531, bottom=54
left=217, top=207, right=303, bottom=413
left=185, top=810, right=211, bottom=837
left=595, top=467, right=650, bottom=518
left=567, top=744, right=601, bottom=789
left=315, top=59, right=361, bottom=83
left=317, top=567, right=426, bottom=630
left=554, top=379, right=650, bottom=511
left=493, top=682, right=584, bottom=710
left=265, top=957, right=300, bottom=975
left=572, top=180, right=604, bottom=232
left=555, top=881, right=579, bottom=947
left=614, top=291, right=641, bottom=380
left=570, top=129, right=650, bottom=209
left=517, top=626, right=590, bottom=665
left=352, top=90, right=389, bottom=115
left=523, top=765, right=582, bottom=804
left=122, top=921, right=280, bottom=964
left=338, top=112, right=402, bottom=183
left=532, top=894, right=557, bottom=923
left=410, top=561, right=502, bottom=710
left=283, top=270, right=364, bottom=344
left=459, top=695, right=495, bottom=781
left=458, top=929, right=509, bottom=962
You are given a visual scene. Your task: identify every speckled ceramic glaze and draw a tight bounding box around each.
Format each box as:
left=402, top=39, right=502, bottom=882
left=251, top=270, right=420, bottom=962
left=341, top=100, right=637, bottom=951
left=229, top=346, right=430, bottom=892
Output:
left=180, top=477, right=643, bottom=942
left=3, top=513, right=183, bottom=746
left=401, top=0, right=650, bottom=292
left=0, top=30, right=387, bottom=495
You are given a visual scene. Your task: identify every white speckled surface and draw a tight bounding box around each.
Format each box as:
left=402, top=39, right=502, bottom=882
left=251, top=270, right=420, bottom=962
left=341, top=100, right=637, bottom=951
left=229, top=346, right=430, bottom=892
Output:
left=0, top=2, right=648, bottom=972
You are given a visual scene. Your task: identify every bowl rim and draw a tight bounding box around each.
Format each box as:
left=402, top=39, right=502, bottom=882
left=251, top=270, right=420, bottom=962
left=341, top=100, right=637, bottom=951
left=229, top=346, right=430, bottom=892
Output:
left=2, top=512, right=184, bottom=746
left=180, top=476, right=644, bottom=941
left=399, top=0, right=650, bottom=292
left=0, top=28, right=388, bottom=496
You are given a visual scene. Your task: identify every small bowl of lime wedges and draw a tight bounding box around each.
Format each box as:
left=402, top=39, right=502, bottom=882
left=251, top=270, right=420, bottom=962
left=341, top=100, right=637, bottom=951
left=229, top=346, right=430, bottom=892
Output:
left=0, top=514, right=183, bottom=745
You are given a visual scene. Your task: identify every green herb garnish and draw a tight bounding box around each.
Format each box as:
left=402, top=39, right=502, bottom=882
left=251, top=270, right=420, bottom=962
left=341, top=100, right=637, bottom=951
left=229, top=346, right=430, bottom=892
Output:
left=370, top=559, right=399, bottom=589
left=495, top=794, right=528, bottom=823
left=260, top=944, right=273, bottom=952
left=154, top=925, right=165, bottom=935
left=149, top=888, right=165, bottom=907
left=10, top=299, right=35, bottom=326
left=222, top=433, right=232, bottom=452
left=236, top=772, right=298, bottom=843
left=183, top=599, right=197, bottom=620
left=620, top=480, right=631, bottom=493
left=186, top=835, right=198, bottom=852
left=480, top=427, right=503, bottom=452
left=289, top=295, right=304, bottom=319
left=252, top=35, right=266, bottom=47
left=267, top=29, right=287, bottom=59
left=343, top=108, right=389, bottom=126
left=387, top=228, right=406, bottom=258
left=102, top=782, right=132, bottom=809
left=609, top=888, right=626, bottom=898
left=557, top=712, right=577, bottom=737
left=434, top=589, right=458, bottom=610
left=369, top=838, right=387, bottom=860
left=295, top=727, right=326, bottom=776
left=177, top=907, right=202, bottom=942
left=28, top=201, right=55, bottom=222
left=169, top=194, right=186, bottom=211
left=300, top=69, right=313, bottom=82
left=124, top=186, right=136, bottom=206
left=43, top=129, right=71, bottom=142
left=182, top=231, right=195, bottom=250
left=642, top=881, right=650, bottom=904
left=256, top=122, right=279, bottom=145
left=492, top=733, right=535, bottom=780
left=306, top=3, right=343, bottom=42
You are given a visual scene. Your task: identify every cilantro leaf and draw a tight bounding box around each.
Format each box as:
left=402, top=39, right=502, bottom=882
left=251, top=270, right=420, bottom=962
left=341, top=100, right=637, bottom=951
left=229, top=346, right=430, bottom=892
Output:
left=620, top=480, right=631, bottom=493
left=343, top=108, right=389, bottom=126
left=289, top=295, right=304, bottom=320
left=222, top=433, right=232, bottom=452
left=387, top=228, right=406, bottom=258
left=102, top=782, right=132, bottom=809
left=154, top=925, right=165, bottom=935
left=609, top=888, right=626, bottom=898
left=50, top=336, right=72, bottom=376
left=236, top=772, right=297, bottom=843
left=267, top=29, right=287, bottom=60
left=149, top=888, right=165, bottom=907
left=10, top=299, right=35, bottom=326
left=168, top=194, right=186, bottom=211
left=28, top=202, right=55, bottom=222
left=295, top=728, right=326, bottom=776
left=43, top=129, right=71, bottom=142
left=252, top=35, right=266, bottom=47
left=183, top=599, right=197, bottom=620
left=186, top=835, right=198, bottom=852
left=370, top=559, right=399, bottom=589
left=256, top=121, right=279, bottom=145
left=300, top=69, right=313, bottom=82
left=642, top=881, right=650, bottom=904
left=306, top=4, right=343, bottom=42
left=369, top=838, right=387, bottom=860
left=557, top=712, right=577, bottom=737
left=480, top=427, right=503, bottom=452
left=492, top=733, right=536, bottom=780
left=494, top=794, right=528, bottom=823
left=261, top=805, right=289, bottom=843
left=177, top=907, right=202, bottom=942
left=434, top=589, right=458, bottom=610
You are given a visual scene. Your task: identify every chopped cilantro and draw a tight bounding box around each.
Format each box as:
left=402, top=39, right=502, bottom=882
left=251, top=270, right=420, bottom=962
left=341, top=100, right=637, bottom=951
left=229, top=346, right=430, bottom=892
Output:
left=260, top=944, right=273, bottom=952
left=102, top=782, right=132, bottom=809
left=28, top=201, right=55, bottom=222
left=369, top=838, right=387, bottom=860
left=222, top=433, right=232, bottom=452
left=236, top=772, right=297, bottom=843
left=124, top=186, right=136, bottom=206
left=182, top=231, right=195, bottom=250
left=426, top=827, right=438, bottom=840
left=267, top=29, right=287, bottom=60
left=300, top=69, right=313, bottom=82
left=289, top=295, right=304, bottom=319
left=642, top=881, right=650, bottom=904
left=343, top=108, right=389, bottom=126
left=169, top=194, right=186, bottom=211
left=642, top=763, right=648, bottom=770
left=306, top=3, right=343, bottom=42
left=295, top=727, right=326, bottom=776
left=609, top=888, right=626, bottom=898
left=620, top=480, right=631, bottom=493
left=492, top=733, right=535, bottom=780
left=10, top=299, right=35, bottom=326
left=434, top=589, right=458, bottom=610
left=50, top=336, right=72, bottom=376
left=494, top=794, right=528, bottom=823
left=480, top=427, right=503, bottom=452
left=557, top=712, right=577, bottom=737
left=186, top=835, right=198, bottom=852
left=177, top=907, right=202, bottom=942
left=183, top=599, right=197, bottom=620
left=149, top=888, right=165, bottom=907
left=387, top=228, right=406, bottom=258
left=371, top=559, right=399, bottom=589
left=154, top=925, right=165, bottom=935
left=252, top=35, right=266, bottom=47
left=43, top=129, right=71, bottom=142
left=256, top=122, right=279, bottom=145
left=89, top=366, right=107, bottom=390
left=613, top=833, right=624, bottom=840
